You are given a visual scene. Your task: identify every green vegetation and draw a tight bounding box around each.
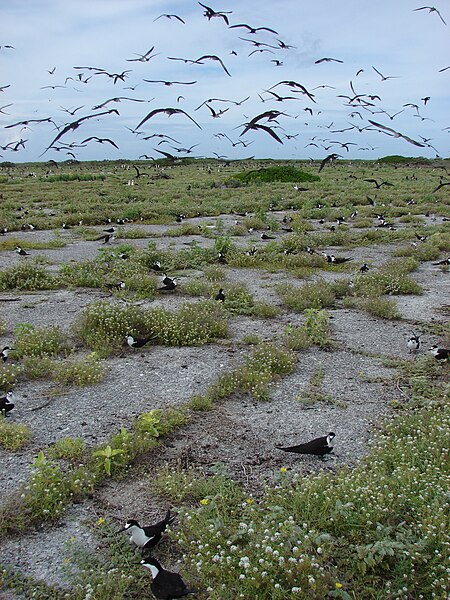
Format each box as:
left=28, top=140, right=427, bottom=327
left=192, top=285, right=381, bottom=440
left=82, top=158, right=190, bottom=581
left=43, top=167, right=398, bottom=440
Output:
left=0, top=418, right=31, bottom=451
left=233, top=165, right=320, bottom=183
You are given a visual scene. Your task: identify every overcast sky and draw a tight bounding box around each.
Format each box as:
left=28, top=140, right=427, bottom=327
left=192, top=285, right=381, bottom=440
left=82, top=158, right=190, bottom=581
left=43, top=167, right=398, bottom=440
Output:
left=1, top=0, right=449, bottom=162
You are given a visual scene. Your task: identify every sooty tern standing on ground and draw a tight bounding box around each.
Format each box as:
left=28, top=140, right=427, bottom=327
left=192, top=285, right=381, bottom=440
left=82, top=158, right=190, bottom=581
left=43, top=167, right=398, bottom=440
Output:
left=407, top=332, right=421, bottom=354
left=15, top=246, right=29, bottom=256
left=1, top=346, right=13, bottom=362
left=158, top=276, right=177, bottom=291
left=277, top=432, right=335, bottom=459
left=215, top=288, right=225, bottom=302
left=126, top=334, right=155, bottom=349
left=429, top=345, right=450, bottom=360
left=0, top=390, right=14, bottom=416
left=140, top=556, right=197, bottom=599
left=119, top=509, right=175, bottom=550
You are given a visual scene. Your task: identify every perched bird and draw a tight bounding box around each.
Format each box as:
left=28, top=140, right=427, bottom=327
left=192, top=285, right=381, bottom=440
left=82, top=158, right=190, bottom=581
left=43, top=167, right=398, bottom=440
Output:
left=140, top=557, right=197, bottom=599
left=0, top=390, right=14, bottom=416
left=215, top=288, right=225, bottom=302
left=150, top=261, right=163, bottom=272
left=105, top=281, right=126, bottom=291
left=158, top=276, right=177, bottom=291
left=433, top=257, right=450, bottom=266
left=407, top=332, right=421, bottom=354
left=359, top=263, right=370, bottom=272
left=126, top=334, right=155, bottom=349
left=94, top=234, right=113, bottom=244
left=1, top=346, right=13, bottom=362
left=119, top=509, right=175, bottom=550
left=260, top=232, right=276, bottom=240
left=429, top=345, right=450, bottom=360
left=15, top=246, right=29, bottom=256
left=103, top=226, right=116, bottom=234
left=325, top=254, right=353, bottom=264
left=277, top=432, right=336, bottom=458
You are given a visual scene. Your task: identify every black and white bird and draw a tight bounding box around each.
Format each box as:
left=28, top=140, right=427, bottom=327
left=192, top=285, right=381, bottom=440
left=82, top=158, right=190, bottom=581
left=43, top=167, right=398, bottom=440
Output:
left=260, top=232, right=276, bottom=240
left=433, top=257, right=450, bottom=266
left=119, top=509, right=175, bottom=550
left=359, top=263, right=370, bottom=272
left=323, top=253, right=352, bottom=264
left=150, top=261, right=163, bottom=272
left=158, top=276, right=177, bottom=291
left=215, top=288, right=225, bottom=302
left=277, top=432, right=336, bottom=458
left=103, top=226, right=116, bottom=234
left=429, top=345, right=450, bottom=360
left=94, top=234, right=113, bottom=244
left=105, top=281, right=126, bottom=291
left=0, top=390, right=14, bottom=416
left=126, top=334, right=155, bottom=349
left=407, top=332, right=421, bottom=354
left=1, top=346, right=13, bottom=362
left=140, top=556, right=197, bottom=599
left=15, top=246, right=29, bottom=256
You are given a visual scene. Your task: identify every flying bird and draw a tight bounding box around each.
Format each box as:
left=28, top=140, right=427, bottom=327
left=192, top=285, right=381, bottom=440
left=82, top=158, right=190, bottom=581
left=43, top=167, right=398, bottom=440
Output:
left=315, top=57, right=343, bottom=64
left=277, top=432, right=336, bottom=458
left=154, top=13, right=185, bottom=24
left=41, top=109, right=119, bottom=155
left=127, top=47, right=159, bottom=62
left=81, top=137, right=119, bottom=149
left=143, top=79, right=197, bottom=86
left=198, top=2, right=232, bottom=25
left=269, top=80, right=316, bottom=103
left=413, top=6, right=446, bottom=24
left=229, top=23, right=278, bottom=34
left=195, top=54, right=231, bottom=76
left=318, top=153, right=340, bottom=172
left=364, top=178, right=394, bottom=189
left=135, top=108, right=201, bottom=131
left=368, top=120, right=426, bottom=147
left=372, top=66, right=400, bottom=81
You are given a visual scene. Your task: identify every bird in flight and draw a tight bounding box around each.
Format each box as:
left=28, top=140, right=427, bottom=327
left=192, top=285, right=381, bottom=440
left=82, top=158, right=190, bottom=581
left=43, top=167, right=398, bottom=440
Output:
left=135, top=108, right=201, bottom=131
left=143, top=79, right=197, bottom=86
left=41, top=109, right=119, bottom=155
left=318, top=153, right=340, bottom=172
left=372, top=66, right=399, bottom=81
left=368, top=120, right=426, bottom=147
left=154, top=13, right=185, bottom=24
left=195, top=54, right=231, bottom=76
left=92, top=97, right=147, bottom=110
left=126, top=47, right=159, bottom=62
left=315, top=57, right=343, bottom=64
left=229, top=23, right=278, bottom=34
left=269, top=80, right=316, bottom=103
left=198, top=2, right=232, bottom=25
left=413, top=6, right=446, bottom=24
left=81, top=137, right=119, bottom=149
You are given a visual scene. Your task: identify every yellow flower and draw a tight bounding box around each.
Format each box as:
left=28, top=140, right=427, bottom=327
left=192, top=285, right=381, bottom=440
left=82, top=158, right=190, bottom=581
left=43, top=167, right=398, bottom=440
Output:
left=335, top=582, right=343, bottom=589
left=245, top=498, right=254, bottom=504
left=97, top=517, right=105, bottom=525
left=200, top=498, right=210, bottom=505
left=280, top=467, right=287, bottom=473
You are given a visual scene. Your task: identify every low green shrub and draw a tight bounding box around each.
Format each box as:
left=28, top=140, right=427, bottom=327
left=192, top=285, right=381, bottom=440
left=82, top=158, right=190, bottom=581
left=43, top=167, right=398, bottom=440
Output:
left=52, top=353, right=105, bottom=386
left=0, top=262, right=58, bottom=291
left=278, top=280, right=336, bottom=311
left=0, top=417, right=31, bottom=451
left=13, top=323, right=68, bottom=358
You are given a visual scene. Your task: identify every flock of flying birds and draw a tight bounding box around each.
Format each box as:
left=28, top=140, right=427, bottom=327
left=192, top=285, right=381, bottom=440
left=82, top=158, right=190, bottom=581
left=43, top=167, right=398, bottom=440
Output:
left=0, top=3, right=449, bottom=162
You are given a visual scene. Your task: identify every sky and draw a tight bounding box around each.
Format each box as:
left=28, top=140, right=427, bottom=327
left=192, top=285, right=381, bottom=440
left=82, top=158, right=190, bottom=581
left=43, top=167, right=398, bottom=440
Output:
left=1, top=0, right=449, bottom=163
